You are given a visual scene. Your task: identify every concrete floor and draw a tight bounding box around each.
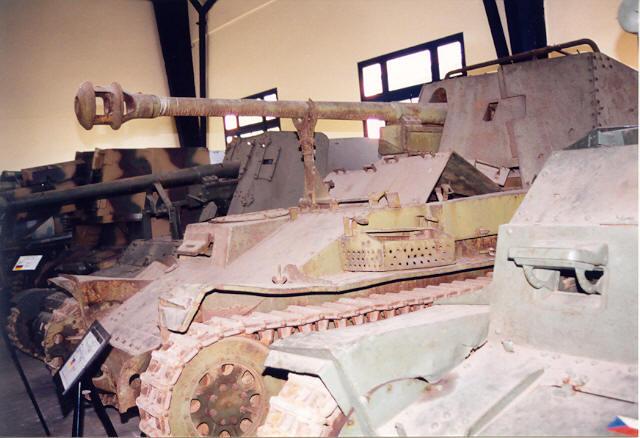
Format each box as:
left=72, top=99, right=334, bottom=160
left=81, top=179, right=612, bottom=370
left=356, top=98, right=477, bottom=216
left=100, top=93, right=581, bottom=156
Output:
left=0, top=335, right=140, bottom=437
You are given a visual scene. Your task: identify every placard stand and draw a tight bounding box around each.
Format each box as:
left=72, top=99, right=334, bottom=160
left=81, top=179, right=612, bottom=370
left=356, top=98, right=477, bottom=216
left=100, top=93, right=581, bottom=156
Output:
left=1, top=325, right=51, bottom=436
left=57, top=321, right=117, bottom=437
left=0, top=280, right=51, bottom=437
left=72, top=380, right=83, bottom=437
left=70, top=378, right=118, bottom=437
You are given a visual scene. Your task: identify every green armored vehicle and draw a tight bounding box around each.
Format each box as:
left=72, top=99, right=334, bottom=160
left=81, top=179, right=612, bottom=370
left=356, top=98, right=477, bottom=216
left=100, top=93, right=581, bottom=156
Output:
left=258, top=128, right=638, bottom=437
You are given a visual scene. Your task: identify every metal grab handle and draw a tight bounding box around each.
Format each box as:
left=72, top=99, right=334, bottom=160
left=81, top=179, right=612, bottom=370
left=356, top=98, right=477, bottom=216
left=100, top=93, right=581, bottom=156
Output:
left=508, top=244, right=607, bottom=294
left=445, top=38, right=600, bottom=79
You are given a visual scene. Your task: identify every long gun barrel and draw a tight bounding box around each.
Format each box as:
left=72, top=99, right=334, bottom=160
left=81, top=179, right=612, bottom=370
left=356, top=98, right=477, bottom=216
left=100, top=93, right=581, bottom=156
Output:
left=0, top=162, right=239, bottom=213
left=74, top=82, right=447, bottom=130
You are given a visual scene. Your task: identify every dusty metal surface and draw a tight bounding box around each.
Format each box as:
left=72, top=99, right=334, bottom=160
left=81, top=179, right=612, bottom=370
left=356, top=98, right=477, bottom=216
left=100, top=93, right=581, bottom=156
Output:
left=327, top=138, right=379, bottom=172
left=421, top=52, right=638, bottom=186
left=490, top=145, right=638, bottom=363
left=257, top=141, right=638, bottom=436
left=325, top=154, right=449, bottom=203
left=511, top=145, right=637, bottom=226
left=324, top=153, right=500, bottom=204
left=226, top=132, right=330, bottom=214
left=74, top=81, right=447, bottom=208
left=388, top=142, right=638, bottom=436
left=151, top=191, right=521, bottom=333
left=74, top=82, right=447, bottom=130
left=378, top=344, right=637, bottom=436
left=260, top=304, right=490, bottom=436
left=136, top=274, right=491, bottom=436
left=92, top=188, right=520, bottom=416
left=59, top=45, right=639, bottom=435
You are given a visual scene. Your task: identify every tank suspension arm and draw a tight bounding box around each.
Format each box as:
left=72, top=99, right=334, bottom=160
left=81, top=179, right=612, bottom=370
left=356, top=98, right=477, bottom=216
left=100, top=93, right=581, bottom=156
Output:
left=74, top=82, right=447, bottom=130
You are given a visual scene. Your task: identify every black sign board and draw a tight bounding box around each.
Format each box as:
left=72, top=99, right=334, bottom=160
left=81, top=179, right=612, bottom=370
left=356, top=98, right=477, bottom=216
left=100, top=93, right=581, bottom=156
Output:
left=56, top=321, right=110, bottom=395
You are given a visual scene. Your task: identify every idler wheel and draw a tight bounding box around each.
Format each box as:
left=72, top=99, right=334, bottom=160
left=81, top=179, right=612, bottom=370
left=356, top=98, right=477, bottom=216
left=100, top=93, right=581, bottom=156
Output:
left=8, top=288, right=60, bottom=357
left=168, top=337, right=282, bottom=437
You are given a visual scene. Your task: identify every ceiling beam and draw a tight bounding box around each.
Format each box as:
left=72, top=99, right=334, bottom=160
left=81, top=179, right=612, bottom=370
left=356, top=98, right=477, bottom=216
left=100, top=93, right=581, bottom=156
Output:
left=153, top=0, right=200, bottom=148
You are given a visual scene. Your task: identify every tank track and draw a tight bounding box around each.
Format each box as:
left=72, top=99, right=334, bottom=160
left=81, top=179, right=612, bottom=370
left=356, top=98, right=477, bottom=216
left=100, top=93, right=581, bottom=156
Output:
left=41, top=297, right=83, bottom=370
left=258, top=374, right=342, bottom=437
left=6, top=290, right=77, bottom=367
left=6, top=307, right=40, bottom=358
left=137, top=273, right=492, bottom=436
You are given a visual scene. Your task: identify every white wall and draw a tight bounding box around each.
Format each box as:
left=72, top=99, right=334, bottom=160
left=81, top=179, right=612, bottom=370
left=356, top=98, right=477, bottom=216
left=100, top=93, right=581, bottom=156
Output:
left=545, top=0, right=638, bottom=67
left=1, top=0, right=635, bottom=169
left=195, top=0, right=500, bottom=150
left=192, top=0, right=637, bottom=151
left=0, top=0, right=180, bottom=170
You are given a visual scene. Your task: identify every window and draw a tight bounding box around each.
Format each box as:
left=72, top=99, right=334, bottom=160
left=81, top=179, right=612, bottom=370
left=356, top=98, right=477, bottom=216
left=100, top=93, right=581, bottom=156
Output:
left=223, top=88, right=281, bottom=144
left=357, top=33, right=465, bottom=138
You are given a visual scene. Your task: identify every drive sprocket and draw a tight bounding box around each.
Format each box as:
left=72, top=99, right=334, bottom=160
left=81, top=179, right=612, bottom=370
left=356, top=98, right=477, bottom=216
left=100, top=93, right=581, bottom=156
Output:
left=6, top=288, right=66, bottom=359
left=166, top=337, right=283, bottom=437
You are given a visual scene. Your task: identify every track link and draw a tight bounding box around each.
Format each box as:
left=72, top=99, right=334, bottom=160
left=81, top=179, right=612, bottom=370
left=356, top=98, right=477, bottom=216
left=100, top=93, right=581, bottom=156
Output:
left=258, top=374, right=341, bottom=437
left=6, top=307, right=40, bottom=358
left=137, top=273, right=492, bottom=436
left=6, top=290, right=75, bottom=364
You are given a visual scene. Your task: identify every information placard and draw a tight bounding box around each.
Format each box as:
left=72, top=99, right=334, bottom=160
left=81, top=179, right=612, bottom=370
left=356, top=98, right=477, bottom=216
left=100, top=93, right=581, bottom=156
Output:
left=57, top=322, right=110, bottom=395
left=13, top=255, right=43, bottom=271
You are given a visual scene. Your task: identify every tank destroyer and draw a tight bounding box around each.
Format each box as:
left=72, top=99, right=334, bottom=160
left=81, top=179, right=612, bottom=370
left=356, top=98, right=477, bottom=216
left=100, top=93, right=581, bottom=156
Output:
left=4, top=132, right=377, bottom=368
left=54, top=40, right=638, bottom=435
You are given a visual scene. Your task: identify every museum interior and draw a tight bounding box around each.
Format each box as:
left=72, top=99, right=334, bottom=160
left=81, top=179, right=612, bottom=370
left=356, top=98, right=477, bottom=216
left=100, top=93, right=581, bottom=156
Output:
left=0, top=0, right=638, bottom=436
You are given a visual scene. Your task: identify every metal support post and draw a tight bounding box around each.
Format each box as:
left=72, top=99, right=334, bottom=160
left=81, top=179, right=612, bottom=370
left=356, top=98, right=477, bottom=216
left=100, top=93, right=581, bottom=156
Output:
left=0, top=276, right=50, bottom=436
left=189, top=0, right=218, bottom=147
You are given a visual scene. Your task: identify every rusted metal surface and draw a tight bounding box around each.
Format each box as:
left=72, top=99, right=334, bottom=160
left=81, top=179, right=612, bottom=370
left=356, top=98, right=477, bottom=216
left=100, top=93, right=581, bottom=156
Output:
left=74, top=82, right=447, bottom=130
left=3, top=147, right=240, bottom=366
left=0, top=163, right=239, bottom=213
left=259, top=304, right=491, bottom=436
left=324, top=153, right=500, bottom=204
left=340, top=225, right=455, bottom=272
left=58, top=45, right=638, bottom=436
left=94, top=190, right=521, bottom=365
left=136, top=274, right=491, bottom=436
left=258, top=373, right=343, bottom=437
left=444, top=38, right=600, bottom=79
left=6, top=289, right=67, bottom=360
left=90, top=348, right=151, bottom=412
left=49, top=274, right=153, bottom=308
left=291, top=102, right=330, bottom=206
left=325, top=154, right=450, bottom=203
left=421, top=52, right=638, bottom=186
left=74, top=81, right=446, bottom=206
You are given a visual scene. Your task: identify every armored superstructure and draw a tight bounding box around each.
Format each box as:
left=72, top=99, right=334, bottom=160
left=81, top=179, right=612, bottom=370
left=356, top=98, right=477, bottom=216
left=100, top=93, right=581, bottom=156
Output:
left=258, top=129, right=638, bottom=436
left=50, top=40, right=639, bottom=435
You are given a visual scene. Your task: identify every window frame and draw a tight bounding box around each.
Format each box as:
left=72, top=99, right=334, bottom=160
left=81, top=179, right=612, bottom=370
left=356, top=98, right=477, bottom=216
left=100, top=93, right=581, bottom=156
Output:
left=223, top=88, right=281, bottom=143
left=357, top=33, right=466, bottom=136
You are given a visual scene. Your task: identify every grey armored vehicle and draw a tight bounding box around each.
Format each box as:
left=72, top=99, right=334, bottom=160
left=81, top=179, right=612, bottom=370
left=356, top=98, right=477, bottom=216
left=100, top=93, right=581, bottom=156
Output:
left=258, top=129, right=638, bottom=436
